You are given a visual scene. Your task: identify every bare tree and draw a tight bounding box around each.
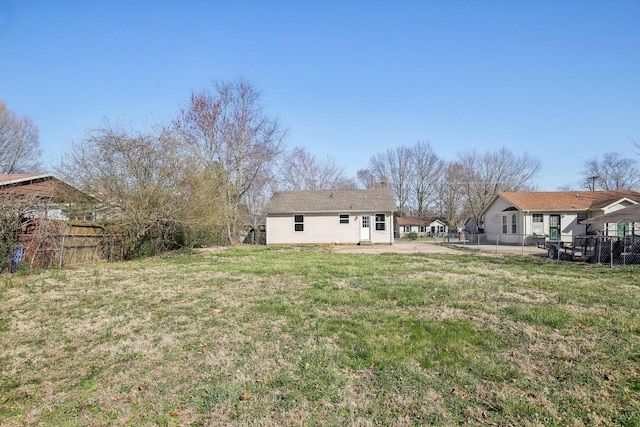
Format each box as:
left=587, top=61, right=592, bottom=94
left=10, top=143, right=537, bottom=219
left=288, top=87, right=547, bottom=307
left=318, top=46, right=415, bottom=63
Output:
left=278, top=147, right=355, bottom=191
left=581, top=151, right=640, bottom=191
left=367, top=146, right=412, bottom=215
left=173, top=78, right=286, bottom=244
left=453, top=148, right=540, bottom=229
left=357, top=168, right=387, bottom=189
left=242, top=166, right=276, bottom=244
left=410, top=141, right=444, bottom=216
left=434, top=162, right=465, bottom=230
left=363, top=142, right=442, bottom=216
left=56, top=123, right=207, bottom=256
left=0, top=101, right=42, bottom=173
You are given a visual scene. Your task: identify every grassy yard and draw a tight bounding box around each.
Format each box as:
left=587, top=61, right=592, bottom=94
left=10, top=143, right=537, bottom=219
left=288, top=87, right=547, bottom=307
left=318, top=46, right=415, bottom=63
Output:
left=1, top=245, right=639, bottom=426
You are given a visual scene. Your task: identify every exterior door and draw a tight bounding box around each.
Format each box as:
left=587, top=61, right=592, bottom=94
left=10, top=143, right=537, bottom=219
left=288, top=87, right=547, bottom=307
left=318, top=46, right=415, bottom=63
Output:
left=549, top=215, right=561, bottom=241
left=360, top=215, right=371, bottom=241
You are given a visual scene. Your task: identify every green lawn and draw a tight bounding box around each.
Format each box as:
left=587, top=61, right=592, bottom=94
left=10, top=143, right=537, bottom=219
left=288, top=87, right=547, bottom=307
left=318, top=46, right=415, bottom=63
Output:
left=1, top=245, right=639, bottom=426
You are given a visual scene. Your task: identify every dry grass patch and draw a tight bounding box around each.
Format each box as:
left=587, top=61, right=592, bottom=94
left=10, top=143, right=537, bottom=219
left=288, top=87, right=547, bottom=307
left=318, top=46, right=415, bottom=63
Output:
left=1, top=246, right=639, bottom=426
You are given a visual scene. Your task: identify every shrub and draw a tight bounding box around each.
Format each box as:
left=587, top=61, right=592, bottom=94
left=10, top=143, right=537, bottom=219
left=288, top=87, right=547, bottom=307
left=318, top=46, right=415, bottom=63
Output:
left=407, top=232, right=418, bottom=240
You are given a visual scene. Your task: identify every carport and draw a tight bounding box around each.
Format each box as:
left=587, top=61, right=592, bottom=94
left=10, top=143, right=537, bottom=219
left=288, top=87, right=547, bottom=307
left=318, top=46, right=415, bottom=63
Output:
left=582, top=204, right=640, bottom=264
left=582, top=203, right=640, bottom=233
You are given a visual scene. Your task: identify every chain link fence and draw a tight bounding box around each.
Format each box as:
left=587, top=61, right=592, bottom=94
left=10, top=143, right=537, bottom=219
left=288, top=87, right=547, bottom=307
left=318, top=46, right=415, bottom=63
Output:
left=430, top=232, right=640, bottom=266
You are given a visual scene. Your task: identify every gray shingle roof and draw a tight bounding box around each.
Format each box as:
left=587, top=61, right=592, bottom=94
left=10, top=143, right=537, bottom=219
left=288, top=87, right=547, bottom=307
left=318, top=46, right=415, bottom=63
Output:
left=265, top=189, right=396, bottom=214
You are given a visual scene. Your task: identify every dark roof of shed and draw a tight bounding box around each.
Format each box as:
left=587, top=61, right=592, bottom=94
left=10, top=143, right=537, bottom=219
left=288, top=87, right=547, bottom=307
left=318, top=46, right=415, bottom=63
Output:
left=265, top=189, right=396, bottom=214
left=0, top=173, right=91, bottom=200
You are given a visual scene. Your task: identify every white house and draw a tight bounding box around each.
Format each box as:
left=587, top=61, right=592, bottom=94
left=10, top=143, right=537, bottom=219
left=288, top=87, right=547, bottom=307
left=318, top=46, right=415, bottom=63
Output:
left=265, top=189, right=396, bottom=245
left=481, top=190, right=640, bottom=244
left=396, top=216, right=448, bottom=238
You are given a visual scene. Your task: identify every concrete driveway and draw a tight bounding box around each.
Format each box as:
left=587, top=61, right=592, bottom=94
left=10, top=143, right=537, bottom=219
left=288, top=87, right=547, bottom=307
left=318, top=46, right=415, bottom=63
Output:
left=330, top=240, right=548, bottom=256
left=330, top=241, right=464, bottom=254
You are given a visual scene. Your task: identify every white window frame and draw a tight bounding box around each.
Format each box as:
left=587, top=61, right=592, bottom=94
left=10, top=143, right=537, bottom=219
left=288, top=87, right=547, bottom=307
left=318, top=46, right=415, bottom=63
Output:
left=294, top=214, right=304, bottom=232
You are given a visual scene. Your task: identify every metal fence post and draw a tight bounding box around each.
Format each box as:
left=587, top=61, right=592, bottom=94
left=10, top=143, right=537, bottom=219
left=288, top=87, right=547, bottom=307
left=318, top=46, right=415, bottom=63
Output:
left=610, top=240, right=613, bottom=268
left=59, top=235, right=65, bottom=268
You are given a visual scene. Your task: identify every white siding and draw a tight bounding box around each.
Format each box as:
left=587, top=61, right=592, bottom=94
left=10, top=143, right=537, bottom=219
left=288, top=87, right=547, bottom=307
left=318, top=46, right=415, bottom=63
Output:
left=482, top=198, right=513, bottom=237
left=267, top=213, right=393, bottom=245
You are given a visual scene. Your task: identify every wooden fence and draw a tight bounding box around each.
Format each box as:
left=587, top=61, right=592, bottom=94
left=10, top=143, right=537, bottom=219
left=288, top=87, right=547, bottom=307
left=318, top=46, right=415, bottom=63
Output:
left=15, top=222, right=123, bottom=269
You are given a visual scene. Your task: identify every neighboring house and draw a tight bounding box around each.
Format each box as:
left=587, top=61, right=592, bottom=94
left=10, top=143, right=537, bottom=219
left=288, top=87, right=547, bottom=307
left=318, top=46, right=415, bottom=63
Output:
left=1, top=174, right=111, bottom=269
left=0, top=173, right=95, bottom=220
left=481, top=190, right=640, bottom=244
left=265, top=189, right=396, bottom=245
left=396, top=216, right=448, bottom=238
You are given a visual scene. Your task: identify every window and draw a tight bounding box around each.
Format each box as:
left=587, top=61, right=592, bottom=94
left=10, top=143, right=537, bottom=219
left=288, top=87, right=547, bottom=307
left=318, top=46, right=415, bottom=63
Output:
left=577, top=212, right=587, bottom=222
left=404, top=225, right=411, bottom=232
left=339, top=214, right=349, bottom=224
left=502, top=215, right=507, bottom=234
left=375, top=214, right=386, bottom=231
left=511, top=214, right=517, bottom=234
left=532, top=213, right=544, bottom=234
left=420, top=226, right=426, bottom=233
left=294, top=214, right=304, bottom=232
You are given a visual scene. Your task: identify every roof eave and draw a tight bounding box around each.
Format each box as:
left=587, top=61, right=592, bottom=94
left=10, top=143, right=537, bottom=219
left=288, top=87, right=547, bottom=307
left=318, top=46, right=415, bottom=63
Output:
left=0, top=173, right=54, bottom=187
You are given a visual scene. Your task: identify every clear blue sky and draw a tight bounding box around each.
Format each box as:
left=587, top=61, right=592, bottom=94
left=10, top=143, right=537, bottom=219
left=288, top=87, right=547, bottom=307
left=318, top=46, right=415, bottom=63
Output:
left=1, top=0, right=638, bottom=190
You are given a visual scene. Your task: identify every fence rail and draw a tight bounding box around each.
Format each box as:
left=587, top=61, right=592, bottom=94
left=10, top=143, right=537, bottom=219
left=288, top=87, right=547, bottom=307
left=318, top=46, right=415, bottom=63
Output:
left=15, top=233, right=123, bottom=269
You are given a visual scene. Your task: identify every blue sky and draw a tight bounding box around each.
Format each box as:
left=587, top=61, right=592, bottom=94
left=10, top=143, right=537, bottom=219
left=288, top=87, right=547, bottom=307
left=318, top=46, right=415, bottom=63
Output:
left=1, top=0, right=638, bottom=190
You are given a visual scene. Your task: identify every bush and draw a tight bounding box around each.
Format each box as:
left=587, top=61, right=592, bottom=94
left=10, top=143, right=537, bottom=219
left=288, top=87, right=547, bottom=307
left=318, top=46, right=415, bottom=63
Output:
left=407, top=232, right=418, bottom=240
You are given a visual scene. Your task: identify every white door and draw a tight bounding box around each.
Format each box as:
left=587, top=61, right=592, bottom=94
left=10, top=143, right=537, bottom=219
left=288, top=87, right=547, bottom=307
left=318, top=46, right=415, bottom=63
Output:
left=360, top=215, right=371, bottom=241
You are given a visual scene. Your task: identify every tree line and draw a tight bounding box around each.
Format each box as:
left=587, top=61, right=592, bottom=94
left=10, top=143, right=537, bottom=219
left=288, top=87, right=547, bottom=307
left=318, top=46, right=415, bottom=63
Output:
left=2, top=80, right=640, bottom=259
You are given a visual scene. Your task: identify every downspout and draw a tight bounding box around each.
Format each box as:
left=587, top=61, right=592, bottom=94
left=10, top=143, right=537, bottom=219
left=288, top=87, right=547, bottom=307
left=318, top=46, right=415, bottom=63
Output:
left=523, top=210, right=528, bottom=246
left=390, top=212, right=394, bottom=244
